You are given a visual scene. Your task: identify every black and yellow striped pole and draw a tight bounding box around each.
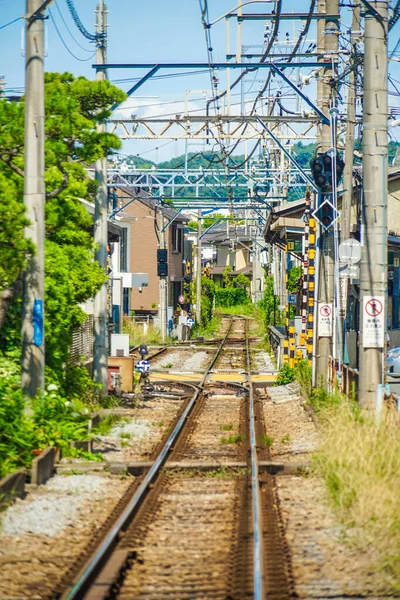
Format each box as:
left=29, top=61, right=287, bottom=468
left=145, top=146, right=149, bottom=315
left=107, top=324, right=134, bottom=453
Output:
left=283, top=245, right=289, bottom=364
left=301, top=190, right=311, bottom=350
left=307, top=215, right=316, bottom=365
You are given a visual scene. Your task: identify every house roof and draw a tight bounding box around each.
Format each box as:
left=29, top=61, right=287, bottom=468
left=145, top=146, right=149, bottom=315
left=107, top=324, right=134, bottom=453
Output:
left=201, top=222, right=253, bottom=245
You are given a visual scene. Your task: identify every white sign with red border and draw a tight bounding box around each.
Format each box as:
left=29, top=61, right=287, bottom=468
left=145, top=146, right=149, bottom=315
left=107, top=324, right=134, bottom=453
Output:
left=363, top=296, right=385, bottom=348
left=318, top=303, right=333, bottom=337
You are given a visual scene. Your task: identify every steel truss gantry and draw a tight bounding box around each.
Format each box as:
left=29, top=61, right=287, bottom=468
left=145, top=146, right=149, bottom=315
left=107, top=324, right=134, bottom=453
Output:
left=109, top=116, right=318, bottom=141
left=107, top=167, right=310, bottom=198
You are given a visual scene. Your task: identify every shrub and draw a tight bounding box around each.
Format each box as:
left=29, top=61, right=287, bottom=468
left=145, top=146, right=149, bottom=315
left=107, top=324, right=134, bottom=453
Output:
left=215, top=287, right=248, bottom=307
left=0, top=358, right=35, bottom=478
left=275, top=363, right=295, bottom=386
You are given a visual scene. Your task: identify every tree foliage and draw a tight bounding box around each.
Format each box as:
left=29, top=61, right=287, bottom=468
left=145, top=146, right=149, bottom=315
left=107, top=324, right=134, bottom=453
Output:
left=0, top=72, right=126, bottom=379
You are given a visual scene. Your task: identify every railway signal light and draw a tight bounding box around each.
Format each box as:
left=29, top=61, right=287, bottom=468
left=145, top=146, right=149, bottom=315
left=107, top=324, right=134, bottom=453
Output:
left=312, top=198, right=340, bottom=231
left=157, top=248, right=168, bottom=277
left=310, top=151, right=345, bottom=189
left=157, top=262, right=168, bottom=277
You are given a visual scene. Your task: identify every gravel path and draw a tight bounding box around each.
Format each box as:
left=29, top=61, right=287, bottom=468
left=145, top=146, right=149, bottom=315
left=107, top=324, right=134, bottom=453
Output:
left=263, top=383, right=317, bottom=463
left=252, top=350, right=276, bottom=371
left=265, top=382, right=394, bottom=598
left=279, top=475, right=392, bottom=598
left=0, top=474, right=132, bottom=599
left=151, top=350, right=211, bottom=371
left=93, top=396, right=185, bottom=462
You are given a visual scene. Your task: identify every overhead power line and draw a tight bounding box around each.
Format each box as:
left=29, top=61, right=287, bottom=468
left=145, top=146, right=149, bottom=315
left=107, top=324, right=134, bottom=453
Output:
left=49, top=9, right=96, bottom=61
left=0, top=16, right=21, bottom=31
left=64, top=0, right=103, bottom=43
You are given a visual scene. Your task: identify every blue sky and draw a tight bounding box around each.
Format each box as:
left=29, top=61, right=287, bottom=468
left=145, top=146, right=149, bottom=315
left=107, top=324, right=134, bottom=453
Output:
left=1, top=1, right=400, bottom=161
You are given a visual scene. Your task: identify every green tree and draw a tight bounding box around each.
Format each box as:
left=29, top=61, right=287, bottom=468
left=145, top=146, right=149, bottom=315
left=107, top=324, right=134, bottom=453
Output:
left=0, top=72, right=126, bottom=380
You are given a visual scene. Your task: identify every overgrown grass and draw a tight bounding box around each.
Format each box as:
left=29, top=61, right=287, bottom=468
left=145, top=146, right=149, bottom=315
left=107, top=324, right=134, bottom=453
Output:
left=122, top=318, right=171, bottom=346
left=193, top=315, right=222, bottom=339
left=316, top=403, right=400, bottom=589
left=292, top=360, right=400, bottom=589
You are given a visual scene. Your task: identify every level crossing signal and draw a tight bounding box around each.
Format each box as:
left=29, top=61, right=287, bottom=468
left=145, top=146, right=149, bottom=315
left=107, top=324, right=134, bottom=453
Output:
left=310, top=151, right=344, bottom=189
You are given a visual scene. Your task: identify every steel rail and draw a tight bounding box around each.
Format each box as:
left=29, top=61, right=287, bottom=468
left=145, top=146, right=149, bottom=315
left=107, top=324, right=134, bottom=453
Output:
left=62, top=318, right=233, bottom=600
left=245, top=319, right=265, bottom=600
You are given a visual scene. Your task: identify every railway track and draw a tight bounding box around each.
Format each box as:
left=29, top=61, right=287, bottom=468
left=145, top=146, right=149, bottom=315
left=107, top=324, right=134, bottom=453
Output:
left=58, top=317, right=293, bottom=600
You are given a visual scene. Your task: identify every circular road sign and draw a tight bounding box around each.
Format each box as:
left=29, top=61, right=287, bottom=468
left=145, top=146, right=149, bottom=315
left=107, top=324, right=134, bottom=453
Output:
left=365, top=298, right=383, bottom=317
left=178, top=295, right=185, bottom=304
left=320, top=304, right=332, bottom=317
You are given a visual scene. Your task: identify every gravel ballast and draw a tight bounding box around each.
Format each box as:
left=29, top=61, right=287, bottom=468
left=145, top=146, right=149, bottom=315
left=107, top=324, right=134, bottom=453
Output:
left=0, top=473, right=132, bottom=599
left=151, top=350, right=211, bottom=371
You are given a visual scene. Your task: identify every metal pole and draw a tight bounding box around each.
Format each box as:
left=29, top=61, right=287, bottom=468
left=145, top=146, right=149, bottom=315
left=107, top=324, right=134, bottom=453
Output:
left=196, top=210, right=202, bottom=325
left=358, top=0, right=388, bottom=410
left=22, top=0, right=46, bottom=398
left=315, top=0, right=338, bottom=385
left=93, top=0, right=108, bottom=392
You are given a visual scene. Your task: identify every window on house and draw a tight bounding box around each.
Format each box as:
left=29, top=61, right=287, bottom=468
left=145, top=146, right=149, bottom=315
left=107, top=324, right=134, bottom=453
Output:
left=172, top=224, right=182, bottom=253
left=120, top=227, right=128, bottom=272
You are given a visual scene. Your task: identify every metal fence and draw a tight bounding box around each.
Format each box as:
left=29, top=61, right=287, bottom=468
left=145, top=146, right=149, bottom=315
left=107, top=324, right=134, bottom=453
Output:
left=70, top=315, right=94, bottom=365
left=328, top=355, right=400, bottom=427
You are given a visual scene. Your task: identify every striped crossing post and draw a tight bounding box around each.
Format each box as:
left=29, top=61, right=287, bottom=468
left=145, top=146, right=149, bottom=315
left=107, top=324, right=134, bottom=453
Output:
left=283, top=244, right=290, bottom=364
left=301, top=190, right=311, bottom=350
left=289, top=321, right=296, bottom=368
left=307, top=215, right=316, bottom=365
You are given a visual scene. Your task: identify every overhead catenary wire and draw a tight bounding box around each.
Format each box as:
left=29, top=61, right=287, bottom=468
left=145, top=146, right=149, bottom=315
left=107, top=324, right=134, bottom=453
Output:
left=54, top=0, right=94, bottom=52
left=64, top=0, right=103, bottom=43
left=49, top=9, right=96, bottom=61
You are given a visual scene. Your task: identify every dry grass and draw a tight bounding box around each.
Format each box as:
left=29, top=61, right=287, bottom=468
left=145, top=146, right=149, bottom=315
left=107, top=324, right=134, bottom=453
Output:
left=316, top=401, right=400, bottom=589
left=122, top=318, right=170, bottom=347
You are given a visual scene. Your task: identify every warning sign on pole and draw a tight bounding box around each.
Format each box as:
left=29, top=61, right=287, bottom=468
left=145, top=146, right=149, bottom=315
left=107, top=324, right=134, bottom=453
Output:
left=318, top=303, right=333, bottom=337
left=363, top=296, right=385, bottom=348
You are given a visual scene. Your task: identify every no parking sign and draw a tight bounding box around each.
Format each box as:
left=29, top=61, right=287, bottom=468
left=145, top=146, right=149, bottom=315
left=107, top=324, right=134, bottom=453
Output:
left=363, top=296, right=384, bottom=348
left=318, top=303, right=333, bottom=337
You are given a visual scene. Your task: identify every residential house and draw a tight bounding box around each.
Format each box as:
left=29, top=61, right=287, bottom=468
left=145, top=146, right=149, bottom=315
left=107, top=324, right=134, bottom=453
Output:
left=111, top=184, right=190, bottom=322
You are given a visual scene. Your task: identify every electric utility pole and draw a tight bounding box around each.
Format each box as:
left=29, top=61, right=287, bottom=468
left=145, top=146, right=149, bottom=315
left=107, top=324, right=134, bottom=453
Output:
left=158, top=209, right=167, bottom=343
left=93, top=0, right=108, bottom=392
left=341, top=4, right=361, bottom=241
left=196, top=211, right=202, bottom=325
left=338, top=3, right=360, bottom=365
left=358, top=0, right=388, bottom=410
left=22, top=0, right=47, bottom=397
left=315, top=0, right=339, bottom=385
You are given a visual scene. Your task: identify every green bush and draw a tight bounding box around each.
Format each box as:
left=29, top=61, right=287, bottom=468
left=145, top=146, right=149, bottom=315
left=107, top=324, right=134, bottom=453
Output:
left=0, top=358, right=35, bottom=478
left=215, top=287, right=248, bottom=307
left=275, top=363, right=295, bottom=386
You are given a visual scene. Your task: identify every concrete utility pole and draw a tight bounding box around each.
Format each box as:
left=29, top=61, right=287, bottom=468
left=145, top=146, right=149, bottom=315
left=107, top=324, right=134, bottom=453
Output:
left=341, top=4, right=361, bottom=241
left=22, top=0, right=46, bottom=397
left=315, top=0, right=339, bottom=385
left=338, top=3, right=360, bottom=364
left=158, top=209, right=167, bottom=343
left=93, top=0, right=108, bottom=392
left=196, top=211, right=202, bottom=325
left=358, top=0, right=388, bottom=410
